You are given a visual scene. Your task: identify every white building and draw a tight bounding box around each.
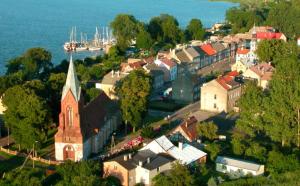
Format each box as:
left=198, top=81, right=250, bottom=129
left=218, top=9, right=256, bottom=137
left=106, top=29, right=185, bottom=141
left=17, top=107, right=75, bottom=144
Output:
left=216, top=156, right=264, bottom=177
left=154, top=58, right=178, bottom=81
left=141, top=135, right=207, bottom=165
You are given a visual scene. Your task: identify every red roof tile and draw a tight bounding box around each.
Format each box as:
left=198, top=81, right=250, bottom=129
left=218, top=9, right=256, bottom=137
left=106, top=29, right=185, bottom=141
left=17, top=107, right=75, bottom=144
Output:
left=177, top=116, right=198, bottom=142
left=227, top=70, right=239, bottom=77
left=237, top=48, right=250, bottom=55
left=216, top=71, right=239, bottom=90
left=161, top=58, right=176, bottom=68
left=200, top=44, right=216, bottom=56
left=256, top=32, right=283, bottom=40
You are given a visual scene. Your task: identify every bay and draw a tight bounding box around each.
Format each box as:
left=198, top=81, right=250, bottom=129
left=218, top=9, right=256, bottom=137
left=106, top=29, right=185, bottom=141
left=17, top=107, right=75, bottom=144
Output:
left=0, top=0, right=237, bottom=74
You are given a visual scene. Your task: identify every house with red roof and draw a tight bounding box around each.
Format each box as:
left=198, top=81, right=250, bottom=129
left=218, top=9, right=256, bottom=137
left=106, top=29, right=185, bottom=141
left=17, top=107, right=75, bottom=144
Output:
left=256, top=32, right=286, bottom=42
left=171, top=116, right=198, bottom=142
left=243, top=63, right=274, bottom=89
left=154, top=57, right=178, bottom=81
left=201, top=71, right=242, bottom=113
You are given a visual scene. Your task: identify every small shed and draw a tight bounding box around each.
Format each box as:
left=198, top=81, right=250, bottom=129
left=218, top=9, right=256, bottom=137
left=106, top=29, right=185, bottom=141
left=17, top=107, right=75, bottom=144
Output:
left=216, top=156, right=264, bottom=177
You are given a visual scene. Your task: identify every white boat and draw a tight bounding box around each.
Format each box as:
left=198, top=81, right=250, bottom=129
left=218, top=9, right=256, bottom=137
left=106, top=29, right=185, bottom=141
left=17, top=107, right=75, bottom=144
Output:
left=64, top=27, right=88, bottom=52
left=88, top=27, right=102, bottom=51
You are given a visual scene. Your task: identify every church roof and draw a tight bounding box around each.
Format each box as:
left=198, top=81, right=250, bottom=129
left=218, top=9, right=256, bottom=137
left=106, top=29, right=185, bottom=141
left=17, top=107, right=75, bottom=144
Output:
left=62, top=56, right=81, bottom=102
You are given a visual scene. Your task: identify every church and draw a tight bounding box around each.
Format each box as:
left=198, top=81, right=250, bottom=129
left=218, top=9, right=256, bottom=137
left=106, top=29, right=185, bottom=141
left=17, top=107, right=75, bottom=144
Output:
left=55, top=57, right=121, bottom=161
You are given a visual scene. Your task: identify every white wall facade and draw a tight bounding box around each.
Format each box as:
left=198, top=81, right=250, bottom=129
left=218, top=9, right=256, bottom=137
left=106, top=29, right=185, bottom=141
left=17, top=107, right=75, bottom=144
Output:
left=216, top=163, right=264, bottom=177
left=55, top=142, right=84, bottom=162
left=201, top=81, right=228, bottom=113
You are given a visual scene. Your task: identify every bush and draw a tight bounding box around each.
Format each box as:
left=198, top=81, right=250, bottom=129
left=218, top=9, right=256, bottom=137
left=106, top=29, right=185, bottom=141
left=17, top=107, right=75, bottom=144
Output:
left=267, top=150, right=300, bottom=174
left=141, top=126, right=156, bottom=139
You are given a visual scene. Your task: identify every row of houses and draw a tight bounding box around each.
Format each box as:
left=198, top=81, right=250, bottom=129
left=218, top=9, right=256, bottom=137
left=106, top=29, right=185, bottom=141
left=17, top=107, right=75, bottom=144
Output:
left=104, top=135, right=207, bottom=186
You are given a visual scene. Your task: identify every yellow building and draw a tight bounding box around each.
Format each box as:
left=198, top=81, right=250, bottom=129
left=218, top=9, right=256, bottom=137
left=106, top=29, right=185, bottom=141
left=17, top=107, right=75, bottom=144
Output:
left=95, top=71, right=128, bottom=100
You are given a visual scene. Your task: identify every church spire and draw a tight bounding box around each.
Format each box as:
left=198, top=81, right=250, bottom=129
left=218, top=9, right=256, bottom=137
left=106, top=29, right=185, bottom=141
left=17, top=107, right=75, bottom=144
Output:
left=61, top=55, right=81, bottom=101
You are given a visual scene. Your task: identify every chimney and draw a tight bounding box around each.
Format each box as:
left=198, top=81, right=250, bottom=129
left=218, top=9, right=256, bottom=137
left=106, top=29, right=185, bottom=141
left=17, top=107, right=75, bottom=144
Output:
left=268, top=62, right=271, bottom=66
left=185, top=122, right=188, bottom=128
left=124, top=155, right=128, bottom=161
left=128, top=153, right=132, bottom=159
left=111, top=70, right=114, bottom=77
left=178, top=142, right=183, bottom=150
left=138, top=161, right=143, bottom=167
left=147, top=157, right=151, bottom=164
left=117, top=71, right=120, bottom=77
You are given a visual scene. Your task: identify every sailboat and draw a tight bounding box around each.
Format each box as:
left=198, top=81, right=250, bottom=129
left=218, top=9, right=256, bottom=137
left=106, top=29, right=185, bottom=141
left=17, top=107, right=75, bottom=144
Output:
left=76, top=32, right=89, bottom=51
left=89, top=27, right=102, bottom=51
left=64, top=27, right=78, bottom=52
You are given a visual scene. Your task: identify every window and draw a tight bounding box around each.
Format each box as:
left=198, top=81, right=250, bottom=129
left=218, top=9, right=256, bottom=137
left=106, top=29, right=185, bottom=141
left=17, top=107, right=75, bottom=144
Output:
left=214, top=103, right=217, bottom=109
left=157, top=167, right=160, bottom=172
left=214, top=94, right=217, bottom=99
left=66, top=106, right=73, bottom=127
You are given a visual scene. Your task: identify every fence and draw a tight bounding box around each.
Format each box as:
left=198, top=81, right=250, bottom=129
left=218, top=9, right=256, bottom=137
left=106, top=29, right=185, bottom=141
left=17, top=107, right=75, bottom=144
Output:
left=0, top=146, right=61, bottom=166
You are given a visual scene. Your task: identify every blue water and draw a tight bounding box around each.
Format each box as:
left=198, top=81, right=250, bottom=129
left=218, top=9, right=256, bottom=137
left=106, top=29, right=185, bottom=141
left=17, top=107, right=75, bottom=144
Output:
left=0, top=0, right=237, bottom=74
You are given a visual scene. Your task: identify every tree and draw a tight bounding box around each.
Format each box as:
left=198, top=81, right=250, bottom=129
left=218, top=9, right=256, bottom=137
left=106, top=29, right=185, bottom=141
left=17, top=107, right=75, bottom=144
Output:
left=152, top=162, right=195, bottom=186
left=85, top=88, right=101, bottom=103
left=6, top=48, right=53, bottom=80
left=236, top=81, right=264, bottom=137
left=47, top=73, right=66, bottom=122
left=136, top=29, right=153, bottom=50
left=266, top=0, right=300, bottom=40
left=140, top=126, right=155, bottom=139
left=196, top=121, right=218, bottom=140
left=56, top=160, right=102, bottom=186
left=116, top=70, right=152, bottom=132
left=2, top=85, right=51, bottom=149
left=110, top=14, right=139, bottom=51
left=186, top=19, right=205, bottom=41
left=226, top=7, right=264, bottom=33
left=205, top=143, right=221, bottom=161
left=0, top=168, right=44, bottom=186
left=255, top=40, right=298, bottom=64
left=148, top=14, right=182, bottom=45
left=263, top=57, right=300, bottom=147
left=245, top=142, right=267, bottom=162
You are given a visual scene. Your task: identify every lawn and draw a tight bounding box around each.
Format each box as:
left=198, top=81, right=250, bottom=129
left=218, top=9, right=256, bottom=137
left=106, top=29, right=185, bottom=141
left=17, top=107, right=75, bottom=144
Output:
left=0, top=151, right=54, bottom=175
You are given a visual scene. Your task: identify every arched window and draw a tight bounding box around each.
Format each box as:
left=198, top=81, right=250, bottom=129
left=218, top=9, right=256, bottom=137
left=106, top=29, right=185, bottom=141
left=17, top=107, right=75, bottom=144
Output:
left=66, top=106, right=73, bottom=127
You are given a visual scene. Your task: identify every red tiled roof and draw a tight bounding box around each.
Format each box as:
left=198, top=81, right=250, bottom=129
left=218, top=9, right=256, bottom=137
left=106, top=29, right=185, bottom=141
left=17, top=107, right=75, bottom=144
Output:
left=177, top=116, right=198, bottom=141
left=227, top=70, right=239, bottom=77
left=256, top=32, right=283, bottom=40
left=250, top=63, right=274, bottom=81
left=237, top=48, right=250, bottom=55
left=129, top=61, right=146, bottom=69
left=161, top=58, right=176, bottom=68
left=216, top=71, right=239, bottom=90
left=200, top=44, right=216, bottom=56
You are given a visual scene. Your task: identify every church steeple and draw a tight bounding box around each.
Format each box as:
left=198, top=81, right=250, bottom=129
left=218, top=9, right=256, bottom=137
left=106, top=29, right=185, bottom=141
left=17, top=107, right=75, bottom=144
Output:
left=61, top=55, right=81, bottom=102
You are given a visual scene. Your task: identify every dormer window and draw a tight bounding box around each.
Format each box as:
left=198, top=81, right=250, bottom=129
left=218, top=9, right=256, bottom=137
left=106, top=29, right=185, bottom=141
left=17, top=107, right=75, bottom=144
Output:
left=67, top=106, right=73, bottom=127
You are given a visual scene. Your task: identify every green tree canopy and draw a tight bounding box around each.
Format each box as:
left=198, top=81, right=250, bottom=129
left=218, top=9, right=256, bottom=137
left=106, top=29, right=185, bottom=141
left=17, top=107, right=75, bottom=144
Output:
left=56, top=160, right=102, bottom=186
left=255, top=40, right=298, bottom=64
left=196, top=121, right=218, bottom=140
left=152, top=162, right=195, bottom=186
left=110, top=14, right=139, bottom=51
left=2, top=85, right=52, bottom=149
left=6, top=48, right=53, bottom=80
left=186, top=19, right=206, bottom=41
left=136, top=28, right=153, bottom=50
left=116, top=69, right=152, bottom=132
left=266, top=0, right=300, bottom=40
